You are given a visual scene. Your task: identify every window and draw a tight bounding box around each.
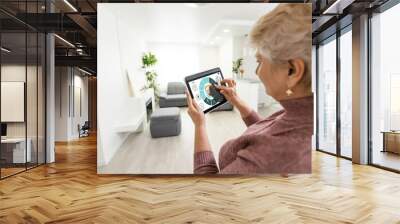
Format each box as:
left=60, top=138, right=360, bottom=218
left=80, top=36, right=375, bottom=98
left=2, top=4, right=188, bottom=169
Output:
left=317, top=36, right=337, bottom=154
left=339, top=28, right=352, bottom=158
left=312, top=45, right=317, bottom=150
left=370, top=2, right=400, bottom=171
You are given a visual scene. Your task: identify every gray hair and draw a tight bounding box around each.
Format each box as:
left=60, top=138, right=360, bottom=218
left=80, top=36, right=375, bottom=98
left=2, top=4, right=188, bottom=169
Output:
left=249, top=3, right=312, bottom=89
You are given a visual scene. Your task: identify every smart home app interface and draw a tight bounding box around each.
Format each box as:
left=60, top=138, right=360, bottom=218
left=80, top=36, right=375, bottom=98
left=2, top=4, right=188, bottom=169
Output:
left=189, top=71, right=225, bottom=112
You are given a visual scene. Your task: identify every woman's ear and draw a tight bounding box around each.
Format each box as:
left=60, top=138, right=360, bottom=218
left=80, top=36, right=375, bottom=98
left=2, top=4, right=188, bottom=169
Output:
left=287, top=58, right=305, bottom=89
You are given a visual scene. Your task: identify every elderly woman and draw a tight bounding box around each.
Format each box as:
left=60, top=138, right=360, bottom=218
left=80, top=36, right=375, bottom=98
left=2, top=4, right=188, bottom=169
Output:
left=186, top=3, right=313, bottom=174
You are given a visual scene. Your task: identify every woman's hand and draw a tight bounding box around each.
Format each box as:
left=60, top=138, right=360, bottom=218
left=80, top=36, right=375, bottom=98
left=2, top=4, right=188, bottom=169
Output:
left=186, top=90, right=212, bottom=154
left=186, top=90, right=205, bottom=127
left=216, top=79, right=240, bottom=106
left=216, top=79, right=253, bottom=118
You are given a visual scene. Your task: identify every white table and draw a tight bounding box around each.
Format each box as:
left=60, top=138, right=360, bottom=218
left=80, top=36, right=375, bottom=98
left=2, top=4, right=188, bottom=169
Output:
left=113, top=88, right=154, bottom=134
left=1, top=138, right=31, bottom=163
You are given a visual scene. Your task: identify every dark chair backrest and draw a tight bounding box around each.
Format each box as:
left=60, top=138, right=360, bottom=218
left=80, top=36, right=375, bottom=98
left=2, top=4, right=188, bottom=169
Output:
left=82, top=121, right=90, bottom=129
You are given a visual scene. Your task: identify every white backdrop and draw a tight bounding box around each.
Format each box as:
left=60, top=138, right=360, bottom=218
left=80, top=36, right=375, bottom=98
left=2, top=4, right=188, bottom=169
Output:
left=97, top=3, right=276, bottom=167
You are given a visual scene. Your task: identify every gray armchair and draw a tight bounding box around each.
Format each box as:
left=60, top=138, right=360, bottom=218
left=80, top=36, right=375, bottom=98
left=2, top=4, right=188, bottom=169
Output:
left=159, top=82, right=188, bottom=108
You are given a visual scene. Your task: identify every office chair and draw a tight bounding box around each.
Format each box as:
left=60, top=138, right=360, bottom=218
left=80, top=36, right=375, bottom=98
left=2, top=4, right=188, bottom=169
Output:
left=79, top=121, right=90, bottom=138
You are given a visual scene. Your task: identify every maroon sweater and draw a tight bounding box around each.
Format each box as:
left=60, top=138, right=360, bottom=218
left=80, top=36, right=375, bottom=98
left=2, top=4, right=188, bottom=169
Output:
left=194, top=95, right=314, bottom=174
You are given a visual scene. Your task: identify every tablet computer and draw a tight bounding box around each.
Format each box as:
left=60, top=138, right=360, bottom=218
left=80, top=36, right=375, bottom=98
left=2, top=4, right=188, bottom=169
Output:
left=185, top=67, right=227, bottom=113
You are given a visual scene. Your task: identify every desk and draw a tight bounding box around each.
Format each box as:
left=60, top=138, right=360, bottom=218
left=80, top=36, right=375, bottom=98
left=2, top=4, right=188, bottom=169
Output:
left=381, top=131, right=400, bottom=154
left=1, top=138, right=31, bottom=163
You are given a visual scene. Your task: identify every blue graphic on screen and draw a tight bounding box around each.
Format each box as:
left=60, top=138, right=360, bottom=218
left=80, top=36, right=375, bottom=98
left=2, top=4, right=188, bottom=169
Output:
left=189, top=71, right=224, bottom=111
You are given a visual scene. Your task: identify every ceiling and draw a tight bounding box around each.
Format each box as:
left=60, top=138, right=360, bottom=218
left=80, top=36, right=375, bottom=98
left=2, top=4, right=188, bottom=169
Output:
left=1, top=0, right=397, bottom=74
left=311, top=0, right=392, bottom=44
left=105, top=3, right=277, bottom=45
left=1, top=32, right=46, bottom=65
left=0, top=0, right=99, bottom=73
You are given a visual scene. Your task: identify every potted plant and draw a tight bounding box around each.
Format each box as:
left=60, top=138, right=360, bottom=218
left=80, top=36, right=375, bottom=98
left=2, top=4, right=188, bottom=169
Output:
left=141, top=52, right=160, bottom=102
left=232, top=58, right=244, bottom=79
left=142, top=52, right=157, bottom=68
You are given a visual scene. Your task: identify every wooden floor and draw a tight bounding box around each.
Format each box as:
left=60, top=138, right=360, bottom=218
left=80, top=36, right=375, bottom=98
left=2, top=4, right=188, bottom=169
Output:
left=100, top=105, right=283, bottom=174
left=1, top=135, right=400, bottom=223
left=1, top=163, right=45, bottom=178
left=1, top=167, right=26, bottom=178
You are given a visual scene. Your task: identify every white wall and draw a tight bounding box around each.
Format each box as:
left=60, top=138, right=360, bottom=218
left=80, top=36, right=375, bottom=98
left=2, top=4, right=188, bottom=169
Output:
left=1, top=65, right=39, bottom=137
left=147, top=42, right=219, bottom=92
left=55, top=67, right=69, bottom=141
left=72, top=73, right=89, bottom=138
left=224, top=35, right=259, bottom=81
left=1, top=64, right=47, bottom=163
left=241, top=36, right=258, bottom=81
left=219, top=37, right=233, bottom=78
left=97, top=4, right=147, bottom=166
left=199, top=46, right=220, bottom=71
left=233, top=36, right=244, bottom=60
left=219, top=35, right=258, bottom=81
left=54, top=67, right=89, bottom=141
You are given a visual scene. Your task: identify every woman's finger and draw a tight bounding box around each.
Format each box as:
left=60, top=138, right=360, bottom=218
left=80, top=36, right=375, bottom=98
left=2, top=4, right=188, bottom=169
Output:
left=215, top=85, right=231, bottom=93
left=221, top=79, right=235, bottom=88
left=186, top=90, right=195, bottom=110
left=186, top=90, right=194, bottom=105
left=220, top=79, right=229, bottom=86
left=228, top=79, right=236, bottom=88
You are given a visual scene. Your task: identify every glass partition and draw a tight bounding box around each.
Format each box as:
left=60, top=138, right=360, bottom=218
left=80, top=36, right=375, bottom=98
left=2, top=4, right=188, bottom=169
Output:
left=317, top=36, right=337, bottom=155
left=27, top=30, right=38, bottom=169
left=1, top=31, right=28, bottom=178
left=0, top=2, right=46, bottom=179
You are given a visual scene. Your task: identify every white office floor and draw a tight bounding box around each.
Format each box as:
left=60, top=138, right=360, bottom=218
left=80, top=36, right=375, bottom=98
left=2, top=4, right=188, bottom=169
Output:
left=99, top=104, right=282, bottom=174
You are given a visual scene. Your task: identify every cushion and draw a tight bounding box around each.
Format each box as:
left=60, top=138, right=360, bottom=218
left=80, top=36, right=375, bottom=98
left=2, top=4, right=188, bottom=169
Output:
left=167, top=82, right=186, bottom=95
left=164, top=94, right=186, bottom=101
left=159, top=93, right=168, bottom=99
left=151, top=107, right=180, bottom=122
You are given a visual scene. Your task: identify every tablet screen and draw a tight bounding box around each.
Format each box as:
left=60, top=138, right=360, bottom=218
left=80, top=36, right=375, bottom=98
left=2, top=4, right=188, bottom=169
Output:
left=187, top=69, right=225, bottom=113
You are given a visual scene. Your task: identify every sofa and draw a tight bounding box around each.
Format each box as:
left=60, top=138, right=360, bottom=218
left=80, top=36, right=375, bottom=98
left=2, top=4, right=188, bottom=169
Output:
left=159, top=82, right=188, bottom=108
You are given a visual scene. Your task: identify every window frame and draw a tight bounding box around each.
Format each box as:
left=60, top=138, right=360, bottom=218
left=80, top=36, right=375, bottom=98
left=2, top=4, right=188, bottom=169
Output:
left=315, top=24, right=353, bottom=160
